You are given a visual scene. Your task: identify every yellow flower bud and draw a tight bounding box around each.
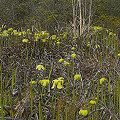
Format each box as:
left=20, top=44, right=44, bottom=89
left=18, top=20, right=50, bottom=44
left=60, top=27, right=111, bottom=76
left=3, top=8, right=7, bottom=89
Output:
left=89, top=100, right=96, bottom=105
left=83, top=49, right=85, bottom=52
left=57, top=41, right=60, bottom=45
left=22, top=39, right=28, bottom=43
left=95, top=97, right=98, bottom=101
left=71, top=47, right=75, bottom=51
left=100, top=78, right=106, bottom=84
left=82, top=110, right=88, bottom=116
left=39, top=79, right=50, bottom=87
left=58, top=59, right=64, bottom=63
left=74, top=74, right=80, bottom=80
left=64, top=62, right=70, bottom=67
left=2, top=30, right=9, bottom=37
left=36, top=65, right=45, bottom=70
left=118, top=53, right=120, bottom=57
left=8, top=28, right=13, bottom=33
left=79, top=109, right=88, bottom=116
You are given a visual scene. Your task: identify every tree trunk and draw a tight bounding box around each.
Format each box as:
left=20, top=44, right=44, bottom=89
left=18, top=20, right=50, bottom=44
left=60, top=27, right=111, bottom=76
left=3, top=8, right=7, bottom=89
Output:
left=79, top=0, right=82, bottom=37
left=82, top=0, right=85, bottom=35
left=88, top=0, right=92, bottom=32
left=72, top=0, right=76, bottom=37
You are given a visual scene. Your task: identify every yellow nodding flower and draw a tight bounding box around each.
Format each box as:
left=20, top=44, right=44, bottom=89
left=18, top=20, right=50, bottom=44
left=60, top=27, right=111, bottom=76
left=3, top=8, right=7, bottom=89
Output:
left=79, top=110, right=84, bottom=115
left=22, top=31, right=26, bottom=36
left=73, top=37, right=77, bottom=40
left=64, top=62, right=70, bottom=67
left=51, top=77, right=64, bottom=89
left=109, top=32, right=113, bottom=36
left=71, top=53, right=76, bottom=59
left=27, top=29, right=30, bottom=33
left=46, top=33, right=50, bottom=37
left=8, top=28, right=13, bottom=33
left=57, top=41, right=60, bottom=45
left=30, top=81, right=36, bottom=85
left=14, top=32, right=18, bottom=36
left=41, top=31, right=46, bottom=35
left=58, top=58, right=64, bottom=63
left=39, top=31, right=49, bottom=38
left=2, top=30, right=9, bottom=37
left=22, top=39, right=28, bottom=43
left=93, top=26, right=102, bottom=31
left=82, top=110, right=88, bottom=116
left=39, top=79, right=50, bottom=87
left=51, top=35, right=56, bottom=40
left=51, top=80, right=58, bottom=89
left=13, top=30, right=17, bottom=33
left=118, top=53, right=120, bottom=57
left=79, top=109, right=88, bottom=116
left=89, top=100, right=96, bottom=105
left=100, top=78, right=106, bottom=84
left=36, top=65, right=45, bottom=70
left=74, top=74, right=80, bottom=80
left=13, top=30, right=18, bottom=36
left=57, top=81, right=63, bottom=89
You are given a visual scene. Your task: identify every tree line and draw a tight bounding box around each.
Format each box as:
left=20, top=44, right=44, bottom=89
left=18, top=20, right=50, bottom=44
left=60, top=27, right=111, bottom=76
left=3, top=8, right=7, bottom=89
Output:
left=0, top=0, right=120, bottom=34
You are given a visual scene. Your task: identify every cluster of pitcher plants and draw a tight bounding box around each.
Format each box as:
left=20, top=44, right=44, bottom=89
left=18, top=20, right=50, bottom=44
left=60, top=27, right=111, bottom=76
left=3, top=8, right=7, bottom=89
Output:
left=0, top=25, right=120, bottom=119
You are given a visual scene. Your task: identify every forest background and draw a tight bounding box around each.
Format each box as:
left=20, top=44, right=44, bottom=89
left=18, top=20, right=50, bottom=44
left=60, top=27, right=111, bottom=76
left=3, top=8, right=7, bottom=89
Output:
left=0, top=0, right=120, bottom=34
